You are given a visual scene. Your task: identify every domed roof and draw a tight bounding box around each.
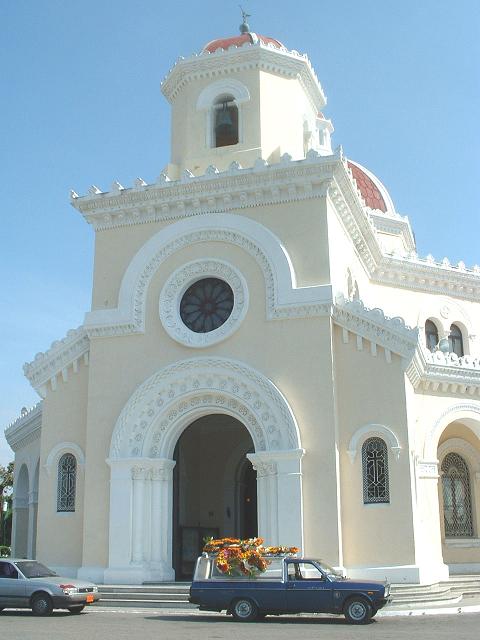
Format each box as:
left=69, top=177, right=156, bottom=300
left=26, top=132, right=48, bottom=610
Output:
left=203, top=33, right=284, bottom=53
left=347, top=160, right=390, bottom=213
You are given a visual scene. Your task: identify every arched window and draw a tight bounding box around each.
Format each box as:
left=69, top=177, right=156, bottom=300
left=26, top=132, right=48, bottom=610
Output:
left=425, top=320, right=439, bottom=352
left=362, top=438, right=389, bottom=504
left=214, top=95, right=238, bottom=148
left=448, top=324, right=464, bottom=357
left=57, top=453, right=77, bottom=512
left=441, top=453, right=473, bottom=537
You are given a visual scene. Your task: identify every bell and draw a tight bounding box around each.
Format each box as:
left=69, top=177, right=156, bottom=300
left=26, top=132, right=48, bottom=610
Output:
left=216, top=103, right=233, bottom=132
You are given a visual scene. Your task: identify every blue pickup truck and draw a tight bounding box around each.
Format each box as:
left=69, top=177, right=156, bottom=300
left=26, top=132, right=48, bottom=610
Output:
left=189, top=554, right=390, bottom=624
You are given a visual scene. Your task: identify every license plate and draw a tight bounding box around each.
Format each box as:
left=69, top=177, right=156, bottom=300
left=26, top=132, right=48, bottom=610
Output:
left=86, top=594, right=94, bottom=603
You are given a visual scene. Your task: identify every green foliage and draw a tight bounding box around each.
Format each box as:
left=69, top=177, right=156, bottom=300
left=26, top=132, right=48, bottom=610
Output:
left=0, top=462, right=14, bottom=547
left=0, top=545, right=10, bottom=557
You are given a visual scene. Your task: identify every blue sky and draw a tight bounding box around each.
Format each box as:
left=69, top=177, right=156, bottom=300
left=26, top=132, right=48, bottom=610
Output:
left=1, top=0, right=479, bottom=465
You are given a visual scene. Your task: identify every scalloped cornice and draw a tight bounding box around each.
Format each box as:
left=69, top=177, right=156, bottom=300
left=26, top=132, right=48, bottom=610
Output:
left=406, top=347, right=480, bottom=396
left=161, top=41, right=326, bottom=111
left=5, top=403, right=42, bottom=452
left=333, top=295, right=419, bottom=360
left=23, top=327, right=89, bottom=398
left=70, top=151, right=480, bottom=301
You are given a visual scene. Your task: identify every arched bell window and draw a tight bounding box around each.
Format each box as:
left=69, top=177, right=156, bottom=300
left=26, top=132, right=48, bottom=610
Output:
left=448, top=324, right=464, bottom=357
left=441, top=453, right=473, bottom=537
left=57, top=453, right=77, bottom=512
left=425, top=319, right=439, bottom=352
left=214, top=95, right=238, bottom=148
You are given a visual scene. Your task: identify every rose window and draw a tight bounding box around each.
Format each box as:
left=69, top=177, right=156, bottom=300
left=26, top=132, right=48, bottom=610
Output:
left=180, top=278, right=234, bottom=333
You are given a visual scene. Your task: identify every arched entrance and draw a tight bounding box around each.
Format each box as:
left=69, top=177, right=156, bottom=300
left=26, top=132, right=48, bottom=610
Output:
left=172, top=414, right=257, bottom=579
left=104, top=357, right=304, bottom=585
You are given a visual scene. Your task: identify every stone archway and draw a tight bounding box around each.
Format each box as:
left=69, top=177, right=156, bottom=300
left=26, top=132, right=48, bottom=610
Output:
left=105, top=357, right=304, bottom=584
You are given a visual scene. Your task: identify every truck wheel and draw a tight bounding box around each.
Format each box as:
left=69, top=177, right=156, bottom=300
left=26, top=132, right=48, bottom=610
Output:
left=31, top=593, right=53, bottom=616
left=231, top=598, right=258, bottom=622
left=344, top=597, right=372, bottom=624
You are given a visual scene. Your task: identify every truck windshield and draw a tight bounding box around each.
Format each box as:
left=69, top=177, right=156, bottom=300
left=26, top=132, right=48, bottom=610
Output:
left=313, top=560, right=344, bottom=579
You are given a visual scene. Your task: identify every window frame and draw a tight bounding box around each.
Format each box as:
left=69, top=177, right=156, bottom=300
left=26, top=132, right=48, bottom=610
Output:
left=57, top=452, right=77, bottom=513
left=362, top=437, right=390, bottom=505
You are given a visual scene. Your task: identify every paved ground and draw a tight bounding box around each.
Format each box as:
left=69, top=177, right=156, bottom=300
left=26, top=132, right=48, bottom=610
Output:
left=1, top=608, right=479, bottom=640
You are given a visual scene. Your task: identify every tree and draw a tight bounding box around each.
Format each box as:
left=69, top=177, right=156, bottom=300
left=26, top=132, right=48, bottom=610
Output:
left=0, top=462, right=14, bottom=547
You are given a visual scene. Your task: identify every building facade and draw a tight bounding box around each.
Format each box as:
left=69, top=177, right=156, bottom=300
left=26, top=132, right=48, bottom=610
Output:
left=5, top=27, right=480, bottom=585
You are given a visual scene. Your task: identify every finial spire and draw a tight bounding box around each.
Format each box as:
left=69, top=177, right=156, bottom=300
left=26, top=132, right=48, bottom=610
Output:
left=239, top=5, right=251, bottom=34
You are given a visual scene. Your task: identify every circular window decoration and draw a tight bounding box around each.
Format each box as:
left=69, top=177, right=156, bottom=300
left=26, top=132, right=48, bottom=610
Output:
left=180, top=278, right=234, bottom=333
left=159, top=259, right=248, bottom=348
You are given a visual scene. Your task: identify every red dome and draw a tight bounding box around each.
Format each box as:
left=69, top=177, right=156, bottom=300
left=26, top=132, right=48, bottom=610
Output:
left=203, top=33, right=284, bottom=53
left=347, top=161, right=387, bottom=213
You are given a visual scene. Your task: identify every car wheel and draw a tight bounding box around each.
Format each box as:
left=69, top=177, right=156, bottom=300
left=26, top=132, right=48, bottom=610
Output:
left=68, top=606, right=85, bottom=614
left=231, top=598, right=258, bottom=622
left=31, top=593, right=53, bottom=616
left=344, top=597, right=372, bottom=624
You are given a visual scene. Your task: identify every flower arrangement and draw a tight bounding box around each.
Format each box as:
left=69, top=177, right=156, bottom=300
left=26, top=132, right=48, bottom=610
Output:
left=202, top=537, right=299, bottom=577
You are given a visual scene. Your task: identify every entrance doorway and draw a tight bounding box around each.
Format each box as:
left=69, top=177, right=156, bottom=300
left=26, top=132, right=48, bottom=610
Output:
left=172, top=414, right=257, bottom=579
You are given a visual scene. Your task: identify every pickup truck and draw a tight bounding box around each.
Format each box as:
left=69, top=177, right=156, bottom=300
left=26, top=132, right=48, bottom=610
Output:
left=189, top=554, right=390, bottom=624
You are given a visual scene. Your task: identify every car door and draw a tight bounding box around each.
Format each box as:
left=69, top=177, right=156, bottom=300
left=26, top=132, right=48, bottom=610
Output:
left=285, top=561, right=333, bottom=613
left=0, top=561, right=27, bottom=607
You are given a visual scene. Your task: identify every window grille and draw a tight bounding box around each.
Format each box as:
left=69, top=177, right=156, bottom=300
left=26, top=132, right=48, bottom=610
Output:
left=441, top=453, right=473, bottom=537
left=362, top=437, right=389, bottom=504
left=448, top=324, right=464, bottom=357
left=425, top=319, right=439, bottom=352
left=57, top=453, right=76, bottom=512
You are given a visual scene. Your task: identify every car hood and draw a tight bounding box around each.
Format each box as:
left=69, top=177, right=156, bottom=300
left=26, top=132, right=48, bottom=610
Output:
left=29, top=576, right=97, bottom=589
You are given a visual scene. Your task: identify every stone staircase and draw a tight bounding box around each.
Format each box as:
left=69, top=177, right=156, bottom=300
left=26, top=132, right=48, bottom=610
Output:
left=93, top=575, right=480, bottom=611
left=387, top=575, right=480, bottom=609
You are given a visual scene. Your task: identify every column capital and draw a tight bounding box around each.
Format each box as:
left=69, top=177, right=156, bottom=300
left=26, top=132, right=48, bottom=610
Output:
left=248, top=449, right=305, bottom=476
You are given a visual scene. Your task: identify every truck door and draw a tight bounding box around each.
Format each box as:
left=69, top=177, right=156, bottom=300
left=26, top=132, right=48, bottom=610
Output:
left=285, top=561, right=333, bottom=614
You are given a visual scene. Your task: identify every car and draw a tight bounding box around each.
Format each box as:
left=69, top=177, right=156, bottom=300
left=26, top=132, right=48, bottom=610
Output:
left=0, top=558, right=100, bottom=615
left=189, top=554, right=391, bottom=624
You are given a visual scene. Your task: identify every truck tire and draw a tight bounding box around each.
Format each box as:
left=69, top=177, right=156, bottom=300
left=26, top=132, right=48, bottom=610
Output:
left=31, top=592, right=53, bottom=616
left=231, top=597, right=258, bottom=622
left=344, top=597, right=372, bottom=624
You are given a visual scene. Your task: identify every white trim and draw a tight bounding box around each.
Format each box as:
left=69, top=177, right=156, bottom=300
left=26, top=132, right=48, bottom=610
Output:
left=83, top=213, right=333, bottom=337
left=196, top=78, right=250, bottom=109
left=45, top=442, right=85, bottom=476
left=347, top=423, right=402, bottom=463
left=424, top=403, right=480, bottom=459
left=159, top=258, right=248, bottom=348
left=109, top=356, right=302, bottom=459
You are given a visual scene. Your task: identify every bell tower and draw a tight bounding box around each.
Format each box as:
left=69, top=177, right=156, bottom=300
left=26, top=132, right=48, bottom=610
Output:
left=160, top=20, right=333, bottom=177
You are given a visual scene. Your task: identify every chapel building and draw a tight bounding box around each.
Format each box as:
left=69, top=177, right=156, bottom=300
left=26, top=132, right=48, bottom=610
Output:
left=5, top=23, right=480, bottom=585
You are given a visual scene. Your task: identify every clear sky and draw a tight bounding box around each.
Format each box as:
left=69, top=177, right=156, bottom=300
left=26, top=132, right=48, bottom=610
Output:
left=1, top=0, right=479, bottom=466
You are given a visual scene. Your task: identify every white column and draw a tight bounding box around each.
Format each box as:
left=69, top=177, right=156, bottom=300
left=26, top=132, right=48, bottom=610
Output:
left=131, top=466, right=147, bottom=564
left=27, top=490, right=38, bottom=559
left=149, top=459, right=176, bottom=581
left=103, top=459, right=145, bottom=584
left=12, top=497, right=28, bottom=558
left=248, top=449, right=305, bottom=551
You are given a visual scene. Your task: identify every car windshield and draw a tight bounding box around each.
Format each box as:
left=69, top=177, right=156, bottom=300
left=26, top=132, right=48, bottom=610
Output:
left=313, top=560, right=344, bottom=579
left=15, top=561, right=57, bottom=578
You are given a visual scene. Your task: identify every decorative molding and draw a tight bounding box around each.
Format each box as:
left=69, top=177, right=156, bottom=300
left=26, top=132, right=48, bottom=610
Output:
left=424, top=403, right=480, bottom=459
left=23, top=327, right=89, bottom=397
left=161, top=41, right=326, bottom=112
left=45, top=442, right=86, bottom=477
left=109, top=357, right=301, bottom=459
left=196, top=78, right=251, bottom=110
left=406, top=347, right=480, bottom=395
left=83, top=213, right=333, bottom=337
left=438, top=438, right=480, bottom=473
left=347, top=424, right=402, bottom=463
left=159, top=259, right=248, bottom=348
left=333, top=294, right=418, bottom=360
left=4, top=403, right=42, bottom=452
